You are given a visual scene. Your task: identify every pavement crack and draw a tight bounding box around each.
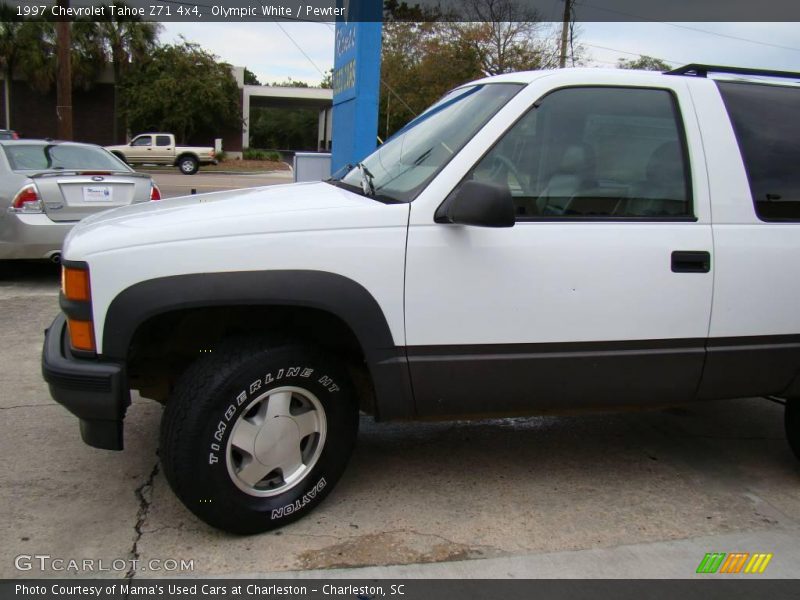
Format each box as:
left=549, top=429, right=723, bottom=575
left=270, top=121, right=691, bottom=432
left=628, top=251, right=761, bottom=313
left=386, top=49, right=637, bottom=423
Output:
left=125, top=462, right=159, bottom=583
left=0, top=403, right=57, bottom=410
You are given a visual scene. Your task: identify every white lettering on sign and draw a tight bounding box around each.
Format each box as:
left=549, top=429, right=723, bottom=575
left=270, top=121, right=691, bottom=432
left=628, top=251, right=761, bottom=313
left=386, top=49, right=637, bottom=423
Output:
left=333, top=59, right=356, bottom=95
left=335, top=25, right=356, bottom=57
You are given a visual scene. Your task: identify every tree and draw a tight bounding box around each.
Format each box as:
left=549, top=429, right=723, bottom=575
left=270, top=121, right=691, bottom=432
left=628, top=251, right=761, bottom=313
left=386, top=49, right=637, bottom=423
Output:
left=0, top=8, right=26, bottom=129
left=269, top=78, right=310, bottom=88
left=95, top=5, right=161, bottom=140
left=120, top=40, right=241, bottom=144
left=378, top=21, right=481, bottom=138
left=249, top=107, right=317, bottom=151
left=319, top=69, right=332, bottom=89
left=617, top=55, right=672, bottom=71
left=453, top=0, right=560, bottom=75
left=0, top=9, right=104, bottom=131
left=243, top=67, right=261, bottom=85
left=378, top=0, right=579, bottom=138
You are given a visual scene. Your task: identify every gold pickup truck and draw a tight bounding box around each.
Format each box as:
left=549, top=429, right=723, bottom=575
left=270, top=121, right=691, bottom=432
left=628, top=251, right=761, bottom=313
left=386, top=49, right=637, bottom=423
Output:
left=106, top=133, right=217, bottom=175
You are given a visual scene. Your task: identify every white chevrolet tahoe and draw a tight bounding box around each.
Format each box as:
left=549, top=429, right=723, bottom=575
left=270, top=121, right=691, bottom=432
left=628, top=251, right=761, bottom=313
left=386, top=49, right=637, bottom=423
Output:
left=43, top=65, right=800, bottom=534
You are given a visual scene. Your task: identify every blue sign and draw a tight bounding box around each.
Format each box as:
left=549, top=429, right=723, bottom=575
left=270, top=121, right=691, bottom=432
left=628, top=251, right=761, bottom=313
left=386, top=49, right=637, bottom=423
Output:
left=331, top=1, right=382, bottom=175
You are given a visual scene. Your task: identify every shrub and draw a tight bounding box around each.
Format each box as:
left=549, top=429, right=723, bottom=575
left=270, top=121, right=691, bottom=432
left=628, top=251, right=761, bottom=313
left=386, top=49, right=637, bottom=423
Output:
left=243, top=147, right=282, bottom=162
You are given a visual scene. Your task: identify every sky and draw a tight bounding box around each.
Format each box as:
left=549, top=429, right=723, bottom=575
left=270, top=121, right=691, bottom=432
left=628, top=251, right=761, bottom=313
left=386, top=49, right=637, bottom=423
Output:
left=159, top=21, right=800, bottom=87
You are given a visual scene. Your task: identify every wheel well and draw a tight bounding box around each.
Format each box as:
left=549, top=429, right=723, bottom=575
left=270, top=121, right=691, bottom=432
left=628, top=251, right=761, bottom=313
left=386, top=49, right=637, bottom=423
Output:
left=176, top=153, right=198, bottom=164
left=125, top=305, right=375, bottom=413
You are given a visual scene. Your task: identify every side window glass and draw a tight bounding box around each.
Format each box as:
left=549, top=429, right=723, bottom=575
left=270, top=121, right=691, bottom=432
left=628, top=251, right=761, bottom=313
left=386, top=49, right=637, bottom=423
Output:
left=156, top=135, right=171, bottom=147
left=467, top=87, right=692, bottom=219
left=717, top=81, right=800, bottom=221
left=132, top=136, right=152, bottom=147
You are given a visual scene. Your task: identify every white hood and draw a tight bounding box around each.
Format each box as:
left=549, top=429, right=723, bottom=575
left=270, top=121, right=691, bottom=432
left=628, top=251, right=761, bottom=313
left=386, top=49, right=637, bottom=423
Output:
left=64, top=181, right=400, bottom=259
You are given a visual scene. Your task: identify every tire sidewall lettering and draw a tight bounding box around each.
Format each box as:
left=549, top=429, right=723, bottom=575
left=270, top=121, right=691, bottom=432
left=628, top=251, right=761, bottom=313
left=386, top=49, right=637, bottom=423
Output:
left=206, top=365, right=340, bottom=470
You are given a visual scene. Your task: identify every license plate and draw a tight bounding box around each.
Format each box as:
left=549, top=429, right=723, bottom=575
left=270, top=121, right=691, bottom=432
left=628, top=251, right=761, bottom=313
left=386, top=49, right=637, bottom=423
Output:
left=83, top=186, right=113, bottom=202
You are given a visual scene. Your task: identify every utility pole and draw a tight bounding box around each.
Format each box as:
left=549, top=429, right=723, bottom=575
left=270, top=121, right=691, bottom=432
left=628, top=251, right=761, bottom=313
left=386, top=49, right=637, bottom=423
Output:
left=559, top=0, right=572, bottom=68
left=56, top=0, right=73, bottom=139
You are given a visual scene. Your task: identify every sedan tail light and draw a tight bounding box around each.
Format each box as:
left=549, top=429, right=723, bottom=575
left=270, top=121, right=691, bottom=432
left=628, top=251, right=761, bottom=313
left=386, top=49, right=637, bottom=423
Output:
left=11, top=184, right=43, bottom=213
left=12, top=131, right=19, bottom=139
left=149, top=182, right=162, bottom=201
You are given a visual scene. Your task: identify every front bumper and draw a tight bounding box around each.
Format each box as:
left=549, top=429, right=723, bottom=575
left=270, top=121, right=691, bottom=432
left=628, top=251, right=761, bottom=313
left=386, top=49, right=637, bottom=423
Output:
left=42, top=313, right=130, bottom=450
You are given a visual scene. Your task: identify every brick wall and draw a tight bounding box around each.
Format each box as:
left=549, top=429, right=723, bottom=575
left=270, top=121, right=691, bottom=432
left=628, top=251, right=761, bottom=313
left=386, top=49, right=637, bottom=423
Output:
left=0, top=78, right=242, bottom=151
left=0, top=80, right=122, bottom=145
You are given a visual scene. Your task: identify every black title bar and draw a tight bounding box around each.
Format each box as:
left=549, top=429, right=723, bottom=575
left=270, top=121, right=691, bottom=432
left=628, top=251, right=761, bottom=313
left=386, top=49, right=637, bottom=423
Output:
left=2, top=0, right=800, bottom=22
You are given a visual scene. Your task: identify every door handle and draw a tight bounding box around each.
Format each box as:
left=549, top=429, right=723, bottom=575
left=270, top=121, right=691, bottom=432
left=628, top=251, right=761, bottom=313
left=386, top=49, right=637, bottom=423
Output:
left=671, top=251, right=710, bottom=273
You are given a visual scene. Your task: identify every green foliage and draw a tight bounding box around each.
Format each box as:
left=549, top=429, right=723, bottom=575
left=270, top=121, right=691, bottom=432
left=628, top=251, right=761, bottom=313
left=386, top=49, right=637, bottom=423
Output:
left=120, top=40, right=242, bottom=144
left=617, top=55, right=672, bottom=71
left=215, top=150, right=227, bottom=162
left=242, top=147, right=282, bottom=161
left=378, top=0, right=576, bottom=139
left=94, top=6, right=161, bottom=80
left=319, top=69, right=332, bottom=89
left=0, top=4, right=158, bottom=132
left=378, top=21, right=483, bottom=138
left=249, top=107, right=318, bottom=151
left=243, top=67, right=261, bottom=85
left=0, top=13, right=106, bottom=93
left=269, top=78, right=310, bottom=88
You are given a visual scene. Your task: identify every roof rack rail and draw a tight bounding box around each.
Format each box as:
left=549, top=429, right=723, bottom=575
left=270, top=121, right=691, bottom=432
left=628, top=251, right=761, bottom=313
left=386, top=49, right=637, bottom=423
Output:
left=665, top=63, right=800, bottom=80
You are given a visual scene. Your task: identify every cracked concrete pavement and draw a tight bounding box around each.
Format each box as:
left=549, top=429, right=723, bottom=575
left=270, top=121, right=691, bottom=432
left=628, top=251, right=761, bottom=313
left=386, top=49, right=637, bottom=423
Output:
left=1, top=259, right=799, bottom=580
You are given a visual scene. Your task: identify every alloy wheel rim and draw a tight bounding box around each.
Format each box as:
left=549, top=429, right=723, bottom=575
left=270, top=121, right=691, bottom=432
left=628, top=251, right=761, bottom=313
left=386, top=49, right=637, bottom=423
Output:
left=225, top=386, right=327, bottom=497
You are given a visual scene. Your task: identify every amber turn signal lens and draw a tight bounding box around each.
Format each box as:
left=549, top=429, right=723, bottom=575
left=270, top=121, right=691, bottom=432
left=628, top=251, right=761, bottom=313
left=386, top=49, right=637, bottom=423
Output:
left=62, top=267, right=91, bottom=302
left=67, top=319, right=95, bottom=352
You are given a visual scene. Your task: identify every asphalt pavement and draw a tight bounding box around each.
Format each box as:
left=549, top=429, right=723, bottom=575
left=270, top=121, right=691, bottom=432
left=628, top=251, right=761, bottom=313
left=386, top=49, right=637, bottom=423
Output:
left=144, top=169, right=294, bottom=199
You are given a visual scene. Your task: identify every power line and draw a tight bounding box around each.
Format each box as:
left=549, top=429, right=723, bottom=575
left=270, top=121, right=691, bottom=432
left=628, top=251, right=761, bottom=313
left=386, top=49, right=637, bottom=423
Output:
left=381, top=80, right=418, bottom=116
left=274, top=21, right=327, bottom=77
left=580, top=42, right=682, bottom=65
left=578, top=1, right=800, bottom=53
left=658, top=22, right=800, bottom=54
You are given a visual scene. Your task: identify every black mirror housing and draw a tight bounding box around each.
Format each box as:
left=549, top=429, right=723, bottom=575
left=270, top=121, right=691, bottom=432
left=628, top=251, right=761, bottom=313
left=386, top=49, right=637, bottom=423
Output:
left=436, top=180, right=515, bottom=228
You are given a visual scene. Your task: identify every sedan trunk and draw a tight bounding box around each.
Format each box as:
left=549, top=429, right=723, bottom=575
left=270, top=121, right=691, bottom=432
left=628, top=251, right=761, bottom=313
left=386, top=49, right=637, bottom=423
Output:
left=31, top=172, right=152, bottom=222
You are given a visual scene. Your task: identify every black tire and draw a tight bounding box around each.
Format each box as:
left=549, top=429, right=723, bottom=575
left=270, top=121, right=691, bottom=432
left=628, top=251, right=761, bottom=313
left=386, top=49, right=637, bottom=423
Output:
left=786, top=398, right=800, bottom=461
left=177, top=155, right=199, bottom=175
left=160, top=338, right=359, bottom=534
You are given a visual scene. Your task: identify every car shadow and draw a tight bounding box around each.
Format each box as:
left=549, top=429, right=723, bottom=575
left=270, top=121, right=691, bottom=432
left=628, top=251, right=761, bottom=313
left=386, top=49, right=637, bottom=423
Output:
left=0, top=260, right=60, bottom=285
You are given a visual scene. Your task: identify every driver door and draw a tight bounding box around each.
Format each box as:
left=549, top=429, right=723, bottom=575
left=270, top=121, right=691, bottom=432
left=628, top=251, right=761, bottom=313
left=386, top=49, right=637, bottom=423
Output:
left=127, top=135, right=153, bottom=162
left=404, top=84, right=713, bottom=417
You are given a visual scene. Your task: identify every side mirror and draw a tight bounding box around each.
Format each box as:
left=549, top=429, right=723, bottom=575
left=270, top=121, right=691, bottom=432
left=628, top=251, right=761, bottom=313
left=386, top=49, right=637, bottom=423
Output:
left=435, top=180, right=515, bottom=228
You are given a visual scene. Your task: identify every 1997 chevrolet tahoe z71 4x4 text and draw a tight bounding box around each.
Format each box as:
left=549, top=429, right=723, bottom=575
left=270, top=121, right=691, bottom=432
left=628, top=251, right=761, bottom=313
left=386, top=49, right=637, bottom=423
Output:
left=43, top=65, right=800, bottom=533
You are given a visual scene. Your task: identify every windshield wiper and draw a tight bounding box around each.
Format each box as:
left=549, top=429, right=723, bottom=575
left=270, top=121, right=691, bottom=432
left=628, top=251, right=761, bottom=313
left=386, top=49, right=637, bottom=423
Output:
left=327, top=162, right=354, bottom=182
left=357, top=162, right=375, bottom=196
left=413, top=147, right=432, bottom=165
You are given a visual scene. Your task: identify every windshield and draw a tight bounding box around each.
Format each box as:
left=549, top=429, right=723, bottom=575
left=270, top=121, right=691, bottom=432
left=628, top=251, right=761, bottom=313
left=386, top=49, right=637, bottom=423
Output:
left=338, top=83, right=523, bottom=202
left=2, top=143, right=131, bottom=172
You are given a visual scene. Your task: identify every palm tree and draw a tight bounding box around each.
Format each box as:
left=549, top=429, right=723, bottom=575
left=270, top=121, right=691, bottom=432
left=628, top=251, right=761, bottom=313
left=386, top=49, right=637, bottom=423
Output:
left=96, top=4, right=161, bottom=140
left=0, top=11, right=105, bottom=132
left=0, top=7, right=26, bottom=129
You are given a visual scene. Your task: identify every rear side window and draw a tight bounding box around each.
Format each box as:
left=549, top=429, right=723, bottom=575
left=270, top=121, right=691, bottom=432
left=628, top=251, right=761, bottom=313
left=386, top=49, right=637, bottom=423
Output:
left=3, top=144, right=129, bottom=171
left=717, top=81, right=800, bottom=221
left=156, top=135, right=171, bottom=147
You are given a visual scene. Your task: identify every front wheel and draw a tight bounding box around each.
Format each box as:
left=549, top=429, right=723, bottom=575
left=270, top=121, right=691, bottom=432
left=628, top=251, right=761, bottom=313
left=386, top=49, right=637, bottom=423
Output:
left=177, top=155, right=199, bottom=175
left=159, top=339, right=359, bottom=534
left=786, top=398, right=800, bottom=461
